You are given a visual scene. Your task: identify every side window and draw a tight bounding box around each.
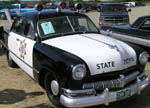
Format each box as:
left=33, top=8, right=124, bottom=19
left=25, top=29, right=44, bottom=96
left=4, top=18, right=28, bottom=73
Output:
left=11, top=18, right=23, bottom=35
left=22, top=20, right=35, bottom=40
left=139, top=19, right=150, bottom=31
left=78, top=18, right=88, bottom=30
left=23, top=20, right=30, bottom=36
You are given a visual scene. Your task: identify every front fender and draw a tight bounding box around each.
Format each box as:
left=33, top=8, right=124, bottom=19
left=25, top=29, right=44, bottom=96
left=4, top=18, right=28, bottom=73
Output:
left=33, top=43, right=89, bottom=89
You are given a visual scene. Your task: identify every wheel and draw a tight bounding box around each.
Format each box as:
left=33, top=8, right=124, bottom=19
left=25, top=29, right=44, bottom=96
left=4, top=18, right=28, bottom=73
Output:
left=0, top=13, right=6, bottom=20
left=44, top=72, right=63, bottom=108
left=7, top=51, right=17, bottom=67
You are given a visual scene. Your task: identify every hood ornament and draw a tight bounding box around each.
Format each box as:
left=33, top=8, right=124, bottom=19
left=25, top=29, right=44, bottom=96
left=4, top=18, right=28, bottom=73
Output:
left=109, top=45, right=120, bottom=52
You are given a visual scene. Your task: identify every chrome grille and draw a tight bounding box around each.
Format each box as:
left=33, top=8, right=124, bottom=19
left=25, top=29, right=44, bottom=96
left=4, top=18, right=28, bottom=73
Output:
left=83, top=71, right=139, bottom=90
left=104, top=17, right=124, bottom=21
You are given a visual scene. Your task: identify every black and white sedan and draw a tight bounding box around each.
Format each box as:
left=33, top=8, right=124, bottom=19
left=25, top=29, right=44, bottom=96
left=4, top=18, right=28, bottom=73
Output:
left=0, top=7, right=150, bottom=108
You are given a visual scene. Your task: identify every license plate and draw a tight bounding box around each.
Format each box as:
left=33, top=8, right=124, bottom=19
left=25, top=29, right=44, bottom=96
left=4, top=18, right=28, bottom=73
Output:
left=117, top=88, right=131, bottom=101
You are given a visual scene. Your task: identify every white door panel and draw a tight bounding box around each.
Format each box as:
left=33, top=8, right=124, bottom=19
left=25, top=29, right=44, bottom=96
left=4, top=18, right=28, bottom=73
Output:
left=9, top=32, right=35, bottom=78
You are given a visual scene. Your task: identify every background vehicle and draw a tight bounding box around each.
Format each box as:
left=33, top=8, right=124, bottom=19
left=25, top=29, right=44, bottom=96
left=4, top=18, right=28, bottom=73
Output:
left=123, top=2, right=136, bottom=7
left=91, top=3, right=101, bottom=11
left=0, top=4, right=35, bottom=19
left=99, top=3, right=131, bottom=28
left=101, top=15, right=150, bottom=57
left=0, top=3, right=17, bottom=9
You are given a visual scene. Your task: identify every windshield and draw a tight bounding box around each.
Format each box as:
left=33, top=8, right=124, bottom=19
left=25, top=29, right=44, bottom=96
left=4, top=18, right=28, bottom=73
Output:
left=102, top=5, right=127, bottom=12
left=38, top=16, right=98, bottom=37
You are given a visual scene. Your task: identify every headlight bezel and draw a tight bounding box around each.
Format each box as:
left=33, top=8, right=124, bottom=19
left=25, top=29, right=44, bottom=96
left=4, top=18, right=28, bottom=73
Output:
left=139, top=51, right=149, bottom=65
left=72, top=64, right=86, bottom=80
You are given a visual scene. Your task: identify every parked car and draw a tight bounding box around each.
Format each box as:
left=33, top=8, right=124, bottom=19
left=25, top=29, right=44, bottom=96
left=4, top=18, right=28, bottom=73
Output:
left=91, top=3, right=101, bottom=11
left=101, top=15, right=150, bottom=56
left=0, top=4, right=35, bottom=19
left=0, top=3, right=17, bottom=9
left=123, top=2, right=136, bottom=7
left=99, top=3, right=131, bottom=28
left=0, top=5, right=149, bottom=108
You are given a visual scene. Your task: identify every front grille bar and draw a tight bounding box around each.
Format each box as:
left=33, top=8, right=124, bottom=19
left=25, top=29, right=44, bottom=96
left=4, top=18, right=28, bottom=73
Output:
left=83, top=71, right=140, bottom=90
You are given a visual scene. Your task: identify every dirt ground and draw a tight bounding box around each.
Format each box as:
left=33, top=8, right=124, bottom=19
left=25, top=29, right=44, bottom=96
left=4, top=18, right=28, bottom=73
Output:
left=0, top=5, right=150, bottom=108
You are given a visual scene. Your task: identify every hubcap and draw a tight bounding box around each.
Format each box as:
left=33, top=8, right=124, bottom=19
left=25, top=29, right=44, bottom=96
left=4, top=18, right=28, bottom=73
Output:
left=51, top=80, right=59, bottom=96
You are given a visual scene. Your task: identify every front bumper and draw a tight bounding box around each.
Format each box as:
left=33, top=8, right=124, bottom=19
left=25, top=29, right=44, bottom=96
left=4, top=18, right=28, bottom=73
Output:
left=60, top=72, right=150, bottom=108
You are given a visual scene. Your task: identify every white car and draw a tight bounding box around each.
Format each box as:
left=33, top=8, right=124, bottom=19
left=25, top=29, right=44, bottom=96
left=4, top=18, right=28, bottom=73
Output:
left=124, top=2, right=136, bottom=7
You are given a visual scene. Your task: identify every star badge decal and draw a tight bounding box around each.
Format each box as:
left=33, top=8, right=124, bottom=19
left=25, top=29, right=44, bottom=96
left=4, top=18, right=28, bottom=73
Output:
left=19, top=39, right=27, bottom=59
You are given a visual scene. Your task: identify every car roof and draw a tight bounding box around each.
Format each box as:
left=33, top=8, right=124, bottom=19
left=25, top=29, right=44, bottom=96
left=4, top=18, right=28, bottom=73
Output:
left=138, top=15, right=150, bottom=19
left=132, top=15, right=150, bottom=28
left=19, top=9, right=86, bottom=20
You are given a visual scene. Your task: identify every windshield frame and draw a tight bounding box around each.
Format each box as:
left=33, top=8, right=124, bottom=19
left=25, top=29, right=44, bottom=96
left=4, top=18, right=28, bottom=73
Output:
left=37, top=15, right=99, bottom=39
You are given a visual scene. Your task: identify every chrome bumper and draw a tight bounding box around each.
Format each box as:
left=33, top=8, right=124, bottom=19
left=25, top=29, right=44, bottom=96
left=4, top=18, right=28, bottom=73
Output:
left=60, top=72, right=150, bottom=108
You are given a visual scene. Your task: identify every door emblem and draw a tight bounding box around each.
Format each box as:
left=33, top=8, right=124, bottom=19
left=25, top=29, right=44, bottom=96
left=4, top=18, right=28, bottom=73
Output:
left=19, top=39, right=27, bottom=59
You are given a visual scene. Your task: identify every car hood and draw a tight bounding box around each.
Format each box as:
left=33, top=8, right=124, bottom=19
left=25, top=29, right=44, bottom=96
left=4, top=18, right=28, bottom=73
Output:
left=101, top=12, right=128, bottom=17
left=43, top=33, right=137, bottom=76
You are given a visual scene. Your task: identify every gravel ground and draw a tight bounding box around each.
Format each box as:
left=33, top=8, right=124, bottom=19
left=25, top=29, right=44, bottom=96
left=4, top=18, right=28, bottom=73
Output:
left=0, top=5, right=150, bottom=108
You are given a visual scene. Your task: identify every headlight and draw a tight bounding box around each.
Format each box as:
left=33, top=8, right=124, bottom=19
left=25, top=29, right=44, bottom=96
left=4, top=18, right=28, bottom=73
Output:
left=139, top=52, right=149, bottom=65
left=72, top=64, right=86, bottom=80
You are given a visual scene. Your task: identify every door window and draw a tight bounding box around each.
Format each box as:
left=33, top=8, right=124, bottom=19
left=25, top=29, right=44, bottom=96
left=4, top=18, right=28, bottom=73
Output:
left=139, top=19, right=150, bottom=31
left=11, top=18, right=23, bottom=35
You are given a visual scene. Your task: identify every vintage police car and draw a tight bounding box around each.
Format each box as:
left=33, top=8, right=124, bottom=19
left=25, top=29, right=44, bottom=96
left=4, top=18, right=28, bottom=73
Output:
left=0, top=6, right=150, bottom=108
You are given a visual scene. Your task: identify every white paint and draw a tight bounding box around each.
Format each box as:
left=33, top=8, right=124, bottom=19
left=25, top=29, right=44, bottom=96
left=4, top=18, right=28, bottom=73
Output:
left=43, top=33, right=137, bottom=76
left=8, top=32, right=35, bottom=78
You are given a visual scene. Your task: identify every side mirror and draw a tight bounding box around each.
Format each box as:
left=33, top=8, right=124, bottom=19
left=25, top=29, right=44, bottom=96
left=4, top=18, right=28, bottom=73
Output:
left=128, top=9, right=131, bottom=12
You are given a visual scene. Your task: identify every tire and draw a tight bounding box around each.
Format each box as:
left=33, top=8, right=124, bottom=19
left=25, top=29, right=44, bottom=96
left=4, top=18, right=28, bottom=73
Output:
left=44, top=72, right=64, bottom=108
left=7, top=51, right=17, bottom=67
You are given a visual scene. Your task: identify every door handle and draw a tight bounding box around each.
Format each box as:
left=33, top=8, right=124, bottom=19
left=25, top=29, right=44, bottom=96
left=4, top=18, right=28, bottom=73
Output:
left=16, top=38, right=20, bottom=41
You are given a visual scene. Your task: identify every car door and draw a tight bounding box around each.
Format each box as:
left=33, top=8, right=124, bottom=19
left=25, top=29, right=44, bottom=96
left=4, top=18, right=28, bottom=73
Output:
left=9, top=18, right=36, bottom=78
left=125, top=19, right=150, bottom=40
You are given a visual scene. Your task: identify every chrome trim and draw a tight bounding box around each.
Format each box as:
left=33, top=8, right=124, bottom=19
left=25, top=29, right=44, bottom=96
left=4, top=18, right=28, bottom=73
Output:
left=103, top=31, right=149, bottom=47
left=60, top=72, right=150, bottom=108
left=137, top=78, right=141, bottom=95
left=104, top=19, right=124, bottom=21
left=82, top=71, right=139, bottom=89
left=63, top=88, right=96, bottom=97
left=104, top=88, right=109, bottom=106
